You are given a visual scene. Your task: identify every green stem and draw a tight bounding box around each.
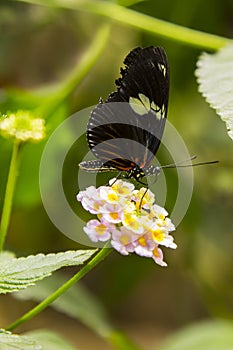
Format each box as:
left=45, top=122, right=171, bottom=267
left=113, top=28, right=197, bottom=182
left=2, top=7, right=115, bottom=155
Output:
left=7, top=247, right=113, bottom=331
left=0, top=140, right=21, bottom=251
left=58, top=24, right=110, bottom=98
left=36, top=23, right=110, bottom=118
left=17, top=0, right=231, bottom=50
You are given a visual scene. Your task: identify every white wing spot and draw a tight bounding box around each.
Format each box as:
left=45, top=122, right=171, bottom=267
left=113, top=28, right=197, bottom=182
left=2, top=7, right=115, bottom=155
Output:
left=158, top=63, right=166, bottom=76
left=150, top=102, right=166, bottom=120
left=138, top=93, right=151, bottom=111
left=129, top=95, right=149, bottom=115
left=151, top=102, right=160, bottom=112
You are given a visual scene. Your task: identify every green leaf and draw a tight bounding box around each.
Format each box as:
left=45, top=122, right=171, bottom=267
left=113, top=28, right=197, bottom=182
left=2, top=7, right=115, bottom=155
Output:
left=0, top=249, right=97, bottom=294
left=15, top=274, right=139, bottom=349
left=157, top=319, right=233, bottom=350
left=0, top=329, right=41, bottom=350
left=15, top=273, right=113, bottom=338
left=196, top=43, right=233, bottom=140
left=0, top=251, right=15, bottom=262
left=26, top=330, right=78, bottom=350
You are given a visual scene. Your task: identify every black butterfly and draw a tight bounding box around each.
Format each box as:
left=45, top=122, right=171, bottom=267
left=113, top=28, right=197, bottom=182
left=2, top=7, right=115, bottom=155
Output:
left=79, top=46, right=169, bottom=183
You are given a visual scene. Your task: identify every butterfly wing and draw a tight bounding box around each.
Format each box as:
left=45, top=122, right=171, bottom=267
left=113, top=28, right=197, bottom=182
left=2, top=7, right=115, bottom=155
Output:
left=85, top=46, right=169, bottom=172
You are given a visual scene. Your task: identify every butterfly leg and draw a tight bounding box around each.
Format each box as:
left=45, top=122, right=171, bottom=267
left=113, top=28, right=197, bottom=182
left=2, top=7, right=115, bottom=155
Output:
left=139, top=187, right=149, bottom=209
left=108, top=171, right=123, bottom=186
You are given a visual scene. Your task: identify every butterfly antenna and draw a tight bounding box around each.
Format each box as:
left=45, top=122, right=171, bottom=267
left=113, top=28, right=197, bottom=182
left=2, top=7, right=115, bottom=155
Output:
left=172, top=160, right=219, bottom=168
left=160, top=155, right=196, bottom=168
left=160, top=156, right=218, bottom=169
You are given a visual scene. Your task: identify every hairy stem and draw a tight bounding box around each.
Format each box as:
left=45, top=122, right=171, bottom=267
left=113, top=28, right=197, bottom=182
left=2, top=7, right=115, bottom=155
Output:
left=0, top=140, right=21, bottom=251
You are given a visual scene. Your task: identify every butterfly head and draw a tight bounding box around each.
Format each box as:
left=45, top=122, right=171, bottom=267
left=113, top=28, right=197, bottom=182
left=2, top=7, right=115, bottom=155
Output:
left=124, top=164, right=145, bottom=182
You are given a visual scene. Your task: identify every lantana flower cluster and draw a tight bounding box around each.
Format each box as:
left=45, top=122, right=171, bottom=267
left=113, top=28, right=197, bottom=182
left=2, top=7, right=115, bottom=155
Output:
left=77, top=179, right=176, bottom=266
left=0, top=110, right=45, bottom=142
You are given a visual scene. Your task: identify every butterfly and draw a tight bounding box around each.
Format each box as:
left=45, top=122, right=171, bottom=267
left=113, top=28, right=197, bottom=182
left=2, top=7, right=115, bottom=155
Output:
left=79, top=46, right=169, bottom=184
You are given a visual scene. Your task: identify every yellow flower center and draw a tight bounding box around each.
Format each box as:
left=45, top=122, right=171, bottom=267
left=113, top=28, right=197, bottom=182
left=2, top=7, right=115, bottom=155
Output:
left=151, top=229, right=164, bottom=242
left=138, top=236, right=147, bottom=246
left=120, top=234, right=131, bottom=245
left=153, top=247, right=160, bottom=258
left=94, top=202, right=100, bottom=211
left=107, top=193, right=119, bottom=202
left=96, top=224, right=107, bottom=235
left=112, top=184, right=128, bottom=195
left=110, top=212, right=119, bottom=220
left=123, top=212, right=140, bottom=231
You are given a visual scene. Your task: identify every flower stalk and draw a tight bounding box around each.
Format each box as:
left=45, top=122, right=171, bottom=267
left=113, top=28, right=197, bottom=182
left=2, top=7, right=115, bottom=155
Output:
left=0, top=140, right=21, bottom=251
left=7, top=245, right=112, bottom=331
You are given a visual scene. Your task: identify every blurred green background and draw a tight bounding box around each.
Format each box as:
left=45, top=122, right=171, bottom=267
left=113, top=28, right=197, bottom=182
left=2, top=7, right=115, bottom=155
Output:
left=0, top=0, right=233, bottom=349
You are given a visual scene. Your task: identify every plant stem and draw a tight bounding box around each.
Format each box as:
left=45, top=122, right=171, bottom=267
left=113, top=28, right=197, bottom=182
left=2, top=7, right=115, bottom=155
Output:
left=37, top=23, right=110, bottom=118
left=76, top=1, right=231, bottom=50
left=17, top=0, right=231, bottom=50
left=7, top=246, right=113, bottom=331
left=0, top=140, right=21, bottom=251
